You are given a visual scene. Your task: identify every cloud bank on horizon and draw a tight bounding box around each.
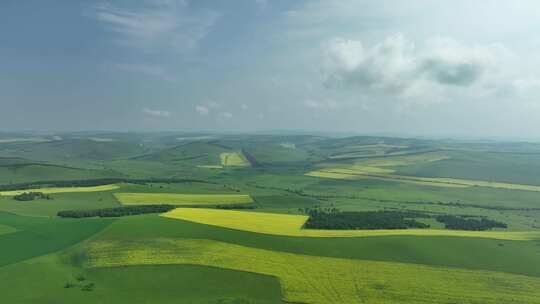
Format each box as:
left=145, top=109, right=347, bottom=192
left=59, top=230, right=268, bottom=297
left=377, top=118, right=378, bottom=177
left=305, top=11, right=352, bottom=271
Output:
left=1, top=0, right=540, bottom=139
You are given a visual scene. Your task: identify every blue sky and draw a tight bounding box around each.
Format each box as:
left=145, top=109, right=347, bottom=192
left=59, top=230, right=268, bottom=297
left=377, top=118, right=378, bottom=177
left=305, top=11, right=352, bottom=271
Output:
left=2, top=0, right=540, bottom=139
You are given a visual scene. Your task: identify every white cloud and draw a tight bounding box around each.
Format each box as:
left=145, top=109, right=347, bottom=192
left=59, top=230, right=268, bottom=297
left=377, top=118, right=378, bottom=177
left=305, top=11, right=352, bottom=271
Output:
left=325, top=34, right=416, bottom=94
left=421, top=37, right=507, bottom=86
left=240, top=103, right=249, bottom=110
left=195, top=105, right=209, bottom=115
left=114, top=63, right=175, bottom=82
left=324, top=34, right=510, bottom=104
left=195, top=101, right=221, bottom=116
left=325, top=39, right=365, bottom=72
left=94, top=1, right=220, bottom=53
left=143, top=108, right=171, bottom=118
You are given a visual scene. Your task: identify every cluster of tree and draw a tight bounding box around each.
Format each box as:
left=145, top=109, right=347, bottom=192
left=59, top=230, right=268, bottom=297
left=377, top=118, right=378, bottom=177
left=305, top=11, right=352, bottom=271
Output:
left=214, top=204, right=256, bottom=210
left=57, top=204, right=175, bottom=218
left=81, top=283, right=95, bottom=292
left=0, top=177, right=213, bottom=191
left=304, top=209, right=430, bottom=230
left=64, top=275, right=95, bottom=291
left=299, top=207, right=339, bottom=214
left=435, top=215, right=507, bottom=231
left=13, top=191, right=51, bottom=201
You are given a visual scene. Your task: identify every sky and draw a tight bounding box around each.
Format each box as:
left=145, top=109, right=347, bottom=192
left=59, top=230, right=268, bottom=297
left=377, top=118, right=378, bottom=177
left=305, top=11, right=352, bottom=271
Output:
left=2, top=0, right=540, bottom=139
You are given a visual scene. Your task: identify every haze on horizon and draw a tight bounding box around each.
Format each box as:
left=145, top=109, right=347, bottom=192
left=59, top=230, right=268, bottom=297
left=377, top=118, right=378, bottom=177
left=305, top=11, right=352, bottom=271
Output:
left=2, top=0, right=540, bottom=140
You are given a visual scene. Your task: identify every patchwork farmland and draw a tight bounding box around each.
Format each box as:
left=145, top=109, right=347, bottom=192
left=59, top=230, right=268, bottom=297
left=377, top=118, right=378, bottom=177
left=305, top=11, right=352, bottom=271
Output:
left=85, top=238, right=540, bottom=304
left=5, top=3, right=539, bottom=302
left=2, top=133, right=540, bottom=303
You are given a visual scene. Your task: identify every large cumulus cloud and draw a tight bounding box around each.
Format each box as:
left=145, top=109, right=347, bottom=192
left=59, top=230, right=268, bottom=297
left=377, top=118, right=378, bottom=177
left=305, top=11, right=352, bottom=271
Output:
left=324, top=34, right=509, bottom=103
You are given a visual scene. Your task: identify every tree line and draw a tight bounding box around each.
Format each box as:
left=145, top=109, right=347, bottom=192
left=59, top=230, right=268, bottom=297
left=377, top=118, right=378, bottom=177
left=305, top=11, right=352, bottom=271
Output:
left=57, top=204, right=175, bottom=218
left=303, top=209, right=430, bottom=230
left=435, top=215, right=507, bottom=231
left=0, top=177, right=214, bottom=191
left=301, top=208, right=508, bottom=231
left=14, top=191, right=51, bottom=201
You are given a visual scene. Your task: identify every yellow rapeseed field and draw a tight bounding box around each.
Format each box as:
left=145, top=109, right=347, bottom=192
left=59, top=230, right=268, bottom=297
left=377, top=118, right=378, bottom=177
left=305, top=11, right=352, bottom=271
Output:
left=85, top=238, right=540, bottom=304
left=220, top=152, right=250, bottom=167
left=0, top=184, right=120, bottom=196
left=305, top=164, right=540, bottom=192
left=305, top=169, right=470, bottom=188
left=161, top=208, right=540, bottom=240
left=360, top=152, right=450, bottom=167
left=115, top=193, right=253, bottom=205
left=196, top=165, right=223, bottom=169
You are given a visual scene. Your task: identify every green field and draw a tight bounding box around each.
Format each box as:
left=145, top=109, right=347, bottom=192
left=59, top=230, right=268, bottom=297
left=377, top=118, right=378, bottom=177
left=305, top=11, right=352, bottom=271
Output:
left=0, top=191, right=120, bottom=217
left=85, top=238, right=540, bottom=304
left=115, top=193, right=254, bottom=205
left=0, top=212, right=112, bottom=267
left=81, top=214, right=540, bottom=278
left=307, top=160, right=540, bottom=191
left=0, top=164, right=117, bottom=184
left=0, top=253, right=283, bottom=304
left=3, top=132, right=540, bottom=303
left=0, top=184, right=120, bottom=196
left=0, top=223, right=17, bottom=235
left=396, top=151, right=540, bottom=186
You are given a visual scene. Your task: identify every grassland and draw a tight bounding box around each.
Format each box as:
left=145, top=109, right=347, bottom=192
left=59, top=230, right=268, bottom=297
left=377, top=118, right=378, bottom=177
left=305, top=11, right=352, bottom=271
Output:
left=4, top=133, right=540, bottom=303
left=0, top=223, right=17, bottom=235
left=0, top=184, right=120, bottom=196
left=308, top=151, right=540, bottom=191
left=0, top=253, right=283, bottom=304
left=0, top=191, right=121, bottom=217
left=242, top=143, right=314, bottom=165
left=397, top=150, right=540, bottom=186
left=306, top=152, right=462, bottom=188
left=328, top=143, right=410, bottom=159
left=220, top=152, right=250, bottom=167
left=0, top=212, right=112, bottom=267
left=0, top=163, right=117, bottom=184
left=360, top=152, right=450, bottom=166
left=306, top=169, right=469, bottom=188
left=115, top=193, right=253, bottom=205
left=161, top=208, right=539, bottom=240
left=85, top=238, right=540, bottom=304
left=307, top=162, right=540, bottom=191
left=136, top=141, right=228, bottom=166
left=92, top=214, right=540, bottom=278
